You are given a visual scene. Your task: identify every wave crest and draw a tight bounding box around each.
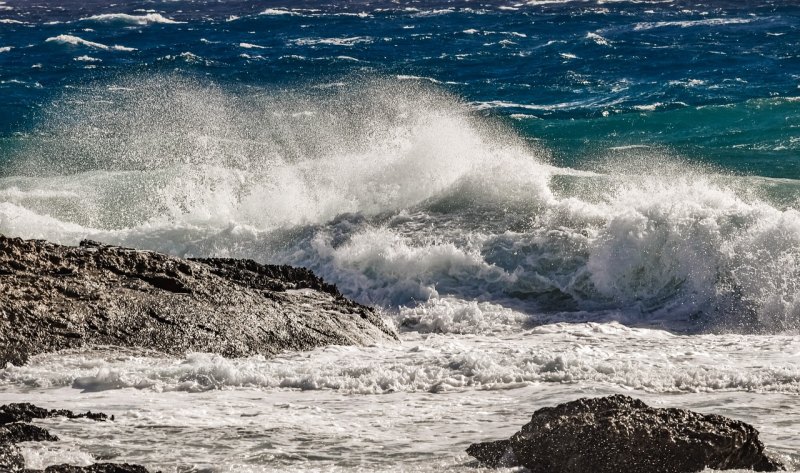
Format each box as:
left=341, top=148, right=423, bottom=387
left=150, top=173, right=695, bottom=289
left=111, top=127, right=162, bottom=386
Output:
left=80, top=13, right=182, bottom=25
left=45, top=34, right=136, bottom=51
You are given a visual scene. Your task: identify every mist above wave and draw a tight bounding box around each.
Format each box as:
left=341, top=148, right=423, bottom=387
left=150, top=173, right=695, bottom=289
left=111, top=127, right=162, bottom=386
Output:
left=2, top=75, right=800, bottom=331
left=7, top=75, right=535, bottom=228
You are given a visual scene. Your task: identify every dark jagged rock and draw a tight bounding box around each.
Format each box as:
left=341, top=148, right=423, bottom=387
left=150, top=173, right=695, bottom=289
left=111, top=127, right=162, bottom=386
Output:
left=465, top=439, right=515, bottom=467
left=1, top=422, right=58, bottom=442
left=34, top=463, right=150, bottom=473
left=0, top=407, right=57, bottom=472
left=0, top=236, right=397, bottom=367
left=0, top=403, right=107, bottom=425
left=0, top=404, right=152, bottom=473
left=468, top=395, right=784, bottom=473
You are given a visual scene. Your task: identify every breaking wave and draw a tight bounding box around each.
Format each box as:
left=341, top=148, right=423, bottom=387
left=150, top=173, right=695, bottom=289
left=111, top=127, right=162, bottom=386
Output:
left=2, top=75, right=800, bottom=332
left=45, top=34, right=136, bottom=51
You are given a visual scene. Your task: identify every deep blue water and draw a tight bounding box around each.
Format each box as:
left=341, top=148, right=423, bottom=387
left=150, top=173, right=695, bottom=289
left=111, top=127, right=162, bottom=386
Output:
left=1, top=0, right=799, bottom=176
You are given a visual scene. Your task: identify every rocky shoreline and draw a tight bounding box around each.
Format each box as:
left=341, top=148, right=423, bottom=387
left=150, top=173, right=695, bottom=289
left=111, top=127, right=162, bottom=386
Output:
left=0, top=235, right=397, bottom=367
left=0, top=236, right=788, bottom=472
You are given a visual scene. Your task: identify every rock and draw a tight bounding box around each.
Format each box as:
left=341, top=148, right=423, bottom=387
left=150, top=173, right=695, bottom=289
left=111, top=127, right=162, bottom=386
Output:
left=0, top=443, right=24, bottom=471
left=0, top=407, right=57, bottom=472
left=467, top=394, right=784, bottom=473
left=36, top=464, right=150, bottom=473
left=465, top=439, right=515, bottom=467
left=0, top=404, right=153, bottom=473
left=0, top=403, right=107, bottom=425
left=0, top=236, right=397, bottom=366
left=0, top=422, right=59, bottom=442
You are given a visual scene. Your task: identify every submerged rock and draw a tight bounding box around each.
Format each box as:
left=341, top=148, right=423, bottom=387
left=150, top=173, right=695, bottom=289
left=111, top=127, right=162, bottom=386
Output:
left=0, top=236, right=397, bottom=366
left=468, top=394, right=784, bottom=473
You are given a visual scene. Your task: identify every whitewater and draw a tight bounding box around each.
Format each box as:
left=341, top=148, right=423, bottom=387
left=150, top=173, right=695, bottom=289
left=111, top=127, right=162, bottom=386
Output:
left=1, top=0, right=800, bottom=470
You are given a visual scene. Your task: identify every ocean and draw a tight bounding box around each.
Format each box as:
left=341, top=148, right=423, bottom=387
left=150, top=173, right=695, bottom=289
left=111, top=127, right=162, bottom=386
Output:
left=0, top=0, right=799, bottom=470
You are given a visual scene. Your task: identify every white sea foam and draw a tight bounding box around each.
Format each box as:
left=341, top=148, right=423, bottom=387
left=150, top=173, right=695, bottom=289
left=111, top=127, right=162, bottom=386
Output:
left=587, top=32, right=610, bottom=45
left=632, top=102, right=664, bottom=111
left=471, top=99, right=588, bottom=111
left=4, top=322, right=800, bottom=395
left=412, top=9, right=454, bottom=17
left=397, top=75, right=441, bottom=84
left=80, top=13, right=182, bottom=25
left=669, top=79, right=706, bottom=87
left=633, top=17, right=754, bottom=31
left=74, top=55, right=101, bottom=62
left=292, top=37, right=373, bottom=47
left=45, top=34, right=136, bottom=51
left=20, top=445, right=94, bottom=469
left=0, top=46, right=10, bottom=53
left=239, top=42, right=267, bottom=49
left=159, top=51, right=206, bottom=64
left=0, top=79, right=42, bottom=88
left=260, top=8, right=299, bottom=16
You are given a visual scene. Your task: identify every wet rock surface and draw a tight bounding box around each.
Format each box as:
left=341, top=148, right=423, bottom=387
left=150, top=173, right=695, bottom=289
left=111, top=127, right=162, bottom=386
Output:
left=467, top=394, right=784, bottom=473
left=0, top=236, right=397, bottom=367
left=0, top=403, right=108, bottom=425
left=0, top=403, right=150, bottom=472
left=27, top=464, right=150, bottom=473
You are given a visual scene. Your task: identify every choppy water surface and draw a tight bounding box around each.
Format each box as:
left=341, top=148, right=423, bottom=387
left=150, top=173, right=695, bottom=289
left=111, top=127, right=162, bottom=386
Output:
left=1, top=0, right=799, bottom=470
